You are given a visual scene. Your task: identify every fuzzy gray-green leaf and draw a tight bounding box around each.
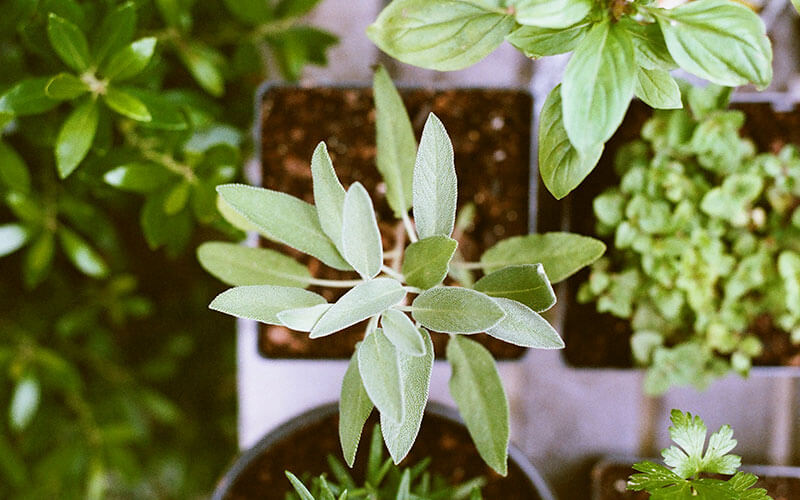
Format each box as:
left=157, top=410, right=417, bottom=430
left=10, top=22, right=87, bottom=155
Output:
left=276, top=304, right=331, bottom=332
left=487, top=298, right=564, bottom=348
left=358, top=328, right=405, bottom=423
left=411, top=287, right=505, bottom=334
left=474, top=264, right=556, bottom=312
left=402, top=236, right=458, bottom=290
left=311, top=142, right=346, bottom=249
left=209, top=285, right=326, bottom=324
left=340, top=351, right=374, bottom=467
left=311, top=278, right=406, bottom=338
left=380, top=309, right=426, bottom=356
left=342, top=182, right=383, bottom=279
left=413, top=114, right=457, bottom=240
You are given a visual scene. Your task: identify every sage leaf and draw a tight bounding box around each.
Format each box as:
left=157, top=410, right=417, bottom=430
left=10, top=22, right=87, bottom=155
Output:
left=100, top=37, right=157, bottom=81
left=209, top=285, right=326, bottom=325
left=339, top=351, right=374, bottom=467
left=512, top=0, right=591, bottom=29
left=381, top=329, right=433, bottom=464
left=481, top=232, right=606, bottom=283
left=658, top=0, right=772, bottom=89
left=0, top=224, right=29, bottom=258
left=562, top=21, right=636, bottom=151
left=217, top=184, right=351, bottom=271
left=474, top=264, right=555, bottom=312
left=310, top=278, right=406, bottom=338
left=447, top=335, right=509, bottom=476
left=216, top=196, right=260, bottom=233
left=0, top=78, right=58, bottom=117
left=103, top=87, right=151, bottom=122
left=506, top=23, right=590, bottom=58
left=56, top=99, right=99, bottom=178
left=374, top=65, right=416, bottom=218
left=635, top=68, right=682, bottom=110
left=0, top=142, right=30, bottom=193
left=104, top=162, right=175, bottom=193
left=311, top=142, right=345, bottom=249
left=342, top=182, right=383, bottom=280
left=277, top=304, right=332, bottom=332
left=380, top=309, right=426, bottom=356
left=358, top=329, right=405, bottom=423
left=9, top=376, right=40, bottom=432
left=402, top=235, right=458, bottom=290
left=367, top=0, right=515, bottom=71
left=411, top=287, right=504, bottom=334
left=47, top=14, right=90, bottom=72
left=58, top=227, right=109, bottom=278
left=197, top=242, right=311, bottom=287
left=538, top=84, right=604, bottom=199
left=45, top=73, right=89, bottom=100
left=413, top=114, right=457, bottom=240
left=487, top=297, right=564, bottom=348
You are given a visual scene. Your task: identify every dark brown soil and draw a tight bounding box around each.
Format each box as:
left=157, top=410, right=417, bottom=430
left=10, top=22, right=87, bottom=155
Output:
left=591, top=461, right=800, bottom=500
left=258, top=86, right=532, bottom=359
left=545, top=100, right=800, bottom=369
left=221, top=409, right=543, bottom=500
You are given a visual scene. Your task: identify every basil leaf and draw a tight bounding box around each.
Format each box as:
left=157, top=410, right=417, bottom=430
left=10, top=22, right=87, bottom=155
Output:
left=47, top=13, right=90, bottom=72
left=506, top=23, right=590, bottom=58
left=447, top=335, right=509, bottom=476
left=538, top=84, right=604, bottom=199
left=562, top=21, right=636, bottom=151
left=56, top=98, right=99, bottom=178
left=622, top=20, right=676, bottom=70
left=412, top=287, right=505, bottom=334
left=487, top=297, right=564, bottom=348
left=103, top=87, right=152, bottom=122
left=45, top=73, right=89, bottom=100
left=100, top=37, right=157, bottom=82
left=339, top=351, right=374, bottom=467
left=197, top=242, right=311, bottom=287
left=209, top=285, right=326, bottom=324
left=413, top=113, right=457, bottom=240
left=342, top=182, right=383, bottom=280
left=310, top=278, right=406, bottom=338
left=402, top=235, right=458, bottom=290
left=367, top=0, right=515, bottom=71
left=0, top=224, right=30, bottom=258
left=474, top=264, right=556, bottom=313
left=512, top=0, right=591, bottom=29
left=380, top=309, right=426, bottom=356
left=634, top=68, right=682, bottom=110
left=0, top=78, right=59, bottom=116
left=358, top=328, right=405, bottom=423
left=57, top=227, right=109, bottom=278
left=311, top=142, right=345, bottom=249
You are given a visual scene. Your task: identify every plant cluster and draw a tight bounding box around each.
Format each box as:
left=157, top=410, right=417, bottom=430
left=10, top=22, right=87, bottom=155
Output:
left=628, top=409, right=771, bottom=499
left=578, top=85, right=800, bottom=394
left=368, top=0, right=773, bottom=200
left=201, top=66, right=606, bottom=475
left=284, top=425, right=485, bottom=500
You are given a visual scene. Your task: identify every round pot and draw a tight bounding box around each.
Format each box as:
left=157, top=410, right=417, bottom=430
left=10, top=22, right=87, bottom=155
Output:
left=213, top=402, right=556, bottom=500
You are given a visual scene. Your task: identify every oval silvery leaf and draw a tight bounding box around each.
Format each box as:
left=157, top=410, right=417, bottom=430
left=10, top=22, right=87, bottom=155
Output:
left=474, top=264, right=556, bottom=313
left=358, top=328, right=405, bottom=424
left=380, top=309, right=426, bottom=356
left=411, top=287, right=504, bottom=334
left=381, top=329, right=433, bottom=464
left=635, top=68, right=682, bottom=110
left=209, top=285, right=326, bottom=325
left=342, top=182, right=383, bottom=280
left=512, top=0, right=591, bottom=29
left=277, top=304, right=332, bottom=332
left=506, top=23, right=590, bottom=58
left=311, top=142, right=346, bottom=249
left=367, top=0, right=515, bottom=71
left=374, top=65, right=416, bottom=218
left=538, top=85, right=604, bottom=200
left=340, top=351, right=374, bottom=467
left=487, top=298, right=564, bottom=348
left=413, top=114, right=457, bottom=240
left=447, top=335, right=509, bottom=475
left=401, top=235, right=458, bottom=290
left=310, top=278, right=406, bottom=338
left=562, top=21, right=636, bottom=152
left=658, top=0, right=772, bottom=89
left=217, top=184, right=351, bottom=271
left=481, top=232, right=606, bottom=283
left=197, top=242, right=311, bottom=287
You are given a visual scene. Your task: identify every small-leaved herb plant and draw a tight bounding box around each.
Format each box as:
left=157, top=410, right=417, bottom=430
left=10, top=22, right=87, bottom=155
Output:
left=284, top=424, right=485, bottom=500
left=367, top=0, right=773, bottom=200
left=578, top=85, right=800, bottom=395
left=628, top=409, right=772, bottom=499
left=199, top=66, right=605, bottom=474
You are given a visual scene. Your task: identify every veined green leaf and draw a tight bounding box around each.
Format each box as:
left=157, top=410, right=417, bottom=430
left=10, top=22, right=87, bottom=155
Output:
left=381, top=329, right=433, bottom=464
left=413, top=114, right=457, bottom=239
left=0, top=224, right=29, bottom=258
left=93, top=1, right=137, bottom=64
left=381, top=309, right=426, bottom=356
left=512, top=0, right=591, bottom=29
left=58, top=227, right=109, bottom=278
left=447, top=335, right=509, bottom=475
left=103, top=87, right=151, bottom=122
left=658, top=0, right=772, bottom=89
left=373, top=65, right=416, bottom=218
left=635, top=68, right=682, bottom=110
left=358, top=329, right=405, bottom=423
left=367, top=0, right=515, bottom=71
left=310, top=278, right=406, bottom=338
left=474, top=264, right=555, bottom=312
left=104, top=162, right=175, bottom=193
left=9, top=376, right=40, bottom=432
left=342, top=182, right=383, bottom=280
left=217, top=184, right=351, bottom=270
left=538, top=84, right=604, bottom=199
left=411, top=287, right=505, bottom=334
left=311, top=142, right=345, bottom=249
left=47, top=14, right=90, bottom=72
left=197, top=242, right=311, bottom=287
left=562, top=21, right=636, bottom=151
left=622, top=19, right=676, bottom=70
left=45, top=73, right=89, bottom=100
left=487, top=298, right=564, bottom=348
left=101, top=37, right=157, bottom=81
left=0, top=141, right=31, bottom=193
left=56, top=98, right=99, bottom=178
left=402, top=236, right=457, bottom=290
left=481, top=232, right=605, bottom=283
left=0, top=78, right=59, bottom=116
left=339, top=351, right=374, bottom=467
left=277, top=304, right=331, bottom=331
left=506, top=23, right=590, bottom=58
left=209, top=285, right=326, bottom=324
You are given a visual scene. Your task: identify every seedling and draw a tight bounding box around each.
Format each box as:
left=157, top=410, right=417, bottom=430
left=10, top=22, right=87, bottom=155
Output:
left=199, top=67, right=605, bottom=474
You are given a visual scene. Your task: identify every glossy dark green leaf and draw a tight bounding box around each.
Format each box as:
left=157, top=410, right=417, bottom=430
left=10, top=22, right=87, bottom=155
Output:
left=209, top=285, right=326, bottom=324
left=163, top=181, right=190, bottom=215
left=474, top=264, right=556, bottom=312
left=47, top=13, right=90, bottom=71
left=402, top=236, right=457, bottom=290
left=23, top=231, right=55, bottom=288
left=101, top=37, right=157, bottom=81
left=123, top=88, right=188, bottom=130
left=340, top=351, right=374, bottom=467
left=103, top=162, right=175, bottom=193
left=103, top=87, right=151, bottom=122
left=93, top=1, right=137, bottom=64
left=0, top=78, right=59, bottom=116
left=178, top=42, right=225, bottom=97
left=0, top=141, right=31, bottom=193
left=55, top=98, right=99, bottom=178
left=45, top=73, right=89, bottom=100
left=276, top=0, right=322, bottom=18
left=58, top=227, right=109, bottom=278
left=223, top=0, right=273, bottom=24
left=197, top=241, right=311, bottom=287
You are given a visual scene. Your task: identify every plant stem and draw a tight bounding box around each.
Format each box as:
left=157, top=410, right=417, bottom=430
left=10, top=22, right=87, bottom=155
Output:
left=403, top=286, right=423, bottom=295
left=394, top=305, right=414, bottom=313
left=450, top=261, right=485, bottom=270
left=380, top=265, right=405, bottom=282
left=366, top=315, right=379, bottom=336
left=401, top=211, right=418, bottom=243
left=305, top=277, right=364, bottom=288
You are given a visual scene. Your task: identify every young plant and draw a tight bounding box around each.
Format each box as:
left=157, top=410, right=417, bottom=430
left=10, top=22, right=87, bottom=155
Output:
left=628, top=409, right=772, bottom=499
left=368, top=0, right=773, bottom=200
left=578, top=85, right=800, bottom=394
left=199, top=66, right=605, bottom=474
left=284, top=424, right=485, bottom=500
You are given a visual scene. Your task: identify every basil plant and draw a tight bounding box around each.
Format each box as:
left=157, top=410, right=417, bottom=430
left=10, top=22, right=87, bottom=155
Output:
left=368, top=0, right=773, bottom=200
left=579, top=85, right=800, bottom=395
left=199, top=67, right=605, bottom=475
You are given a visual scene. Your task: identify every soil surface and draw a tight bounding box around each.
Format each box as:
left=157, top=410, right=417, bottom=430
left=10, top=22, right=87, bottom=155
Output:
left=591, top=461, right=800, bottom=500
left=258, top=86, right=532, bottom=359
left=546, top=100, right=800, bottom=369
left=221, top=410, right=543, bottom=500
